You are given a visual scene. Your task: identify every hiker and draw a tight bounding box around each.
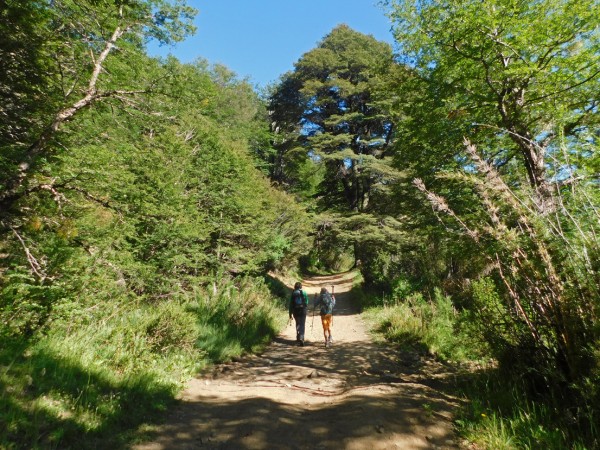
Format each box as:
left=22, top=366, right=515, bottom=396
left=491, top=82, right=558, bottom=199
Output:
left=314, top=287, right=336, bottom=347
left=289, top=281, right=309, bottom=346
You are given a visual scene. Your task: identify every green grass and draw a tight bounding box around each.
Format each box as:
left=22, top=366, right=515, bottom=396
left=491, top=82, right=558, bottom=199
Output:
left=1, top=336, right=173, bottom=449
left=361, top=286, right=599, bottom=449
left=363, top=289, right=474, bottom=360
left=0, top=276, right=285, bottom=449
left=455, top=372, right=597, bottom=450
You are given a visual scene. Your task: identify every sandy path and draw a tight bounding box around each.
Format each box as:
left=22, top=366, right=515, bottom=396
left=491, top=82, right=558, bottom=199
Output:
left=135, top=273, right=460, bottom=449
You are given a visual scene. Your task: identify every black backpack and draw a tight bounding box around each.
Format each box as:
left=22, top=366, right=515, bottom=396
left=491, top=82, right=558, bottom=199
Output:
left=292, top=289, right=305, bottom=310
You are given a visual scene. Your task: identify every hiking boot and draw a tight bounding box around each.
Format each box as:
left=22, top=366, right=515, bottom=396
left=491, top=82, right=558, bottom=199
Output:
left=328, top=336, right=333, bottom=344
left=300, top=339, right=305, bottom=347
left=324, top=340, right=328, bottom=347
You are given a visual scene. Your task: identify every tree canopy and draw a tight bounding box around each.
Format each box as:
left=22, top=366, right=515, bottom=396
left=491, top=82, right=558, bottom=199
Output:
left=386, top=0, right=600, bottom=211
left=0, top=0, right=311, bottom=336
left=1, top=2, right=600, bottom=447
left=269, top=25, right=404, bottom=213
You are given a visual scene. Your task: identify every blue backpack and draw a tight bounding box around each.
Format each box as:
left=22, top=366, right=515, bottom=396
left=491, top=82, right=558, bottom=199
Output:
left=319, top=292, right=335, bottom=315
left=292, top=289, right=306, bottom=310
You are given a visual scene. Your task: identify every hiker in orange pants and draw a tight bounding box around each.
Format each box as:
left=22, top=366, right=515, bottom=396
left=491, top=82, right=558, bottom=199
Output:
left=314, top=287, right=336, bottom=347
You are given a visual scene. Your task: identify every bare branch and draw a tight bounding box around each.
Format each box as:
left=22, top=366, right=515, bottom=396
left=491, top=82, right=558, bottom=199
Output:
left=413, top=178, right=479, bottom=241
left=525, top=66, right=600, bottom=105
left=10, top=226, right=46, bottom=281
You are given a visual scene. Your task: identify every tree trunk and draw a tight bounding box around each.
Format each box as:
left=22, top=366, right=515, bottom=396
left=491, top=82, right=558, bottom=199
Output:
left=509, top=125, right=555, bottom=213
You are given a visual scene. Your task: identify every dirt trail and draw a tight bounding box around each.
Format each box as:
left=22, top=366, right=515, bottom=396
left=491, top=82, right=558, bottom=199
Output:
left=135, top=273, right=460, bottom=449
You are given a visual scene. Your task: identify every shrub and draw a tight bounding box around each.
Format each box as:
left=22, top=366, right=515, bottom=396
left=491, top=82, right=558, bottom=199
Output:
left=365, top=288, right=476, bottom=360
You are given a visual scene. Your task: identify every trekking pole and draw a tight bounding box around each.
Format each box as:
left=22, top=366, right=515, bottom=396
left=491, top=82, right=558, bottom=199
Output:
left=311, top=293, right=316, bottom=336
left=331, top=285, right=335, bottom=330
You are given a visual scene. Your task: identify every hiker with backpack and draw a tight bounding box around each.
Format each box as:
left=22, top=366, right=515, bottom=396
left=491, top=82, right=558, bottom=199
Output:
left=289, top=281, right=309, bottom=346
left=314, top=287, right=336, bottom=347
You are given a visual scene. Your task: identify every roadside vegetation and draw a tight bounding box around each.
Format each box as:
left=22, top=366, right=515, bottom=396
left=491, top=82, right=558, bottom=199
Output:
left=1, top=278, right=285, bottom=449
left=1, top=0, right=598, bottom=449
left=362, top=284, right=597, bottom=449
left=1, top=1, right=305, bottom=448
left=269, top=3, right=599, bottom=447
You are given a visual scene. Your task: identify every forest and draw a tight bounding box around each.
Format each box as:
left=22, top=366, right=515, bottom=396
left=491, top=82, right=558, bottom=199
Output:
left=1, top=0, right=599, bottom=448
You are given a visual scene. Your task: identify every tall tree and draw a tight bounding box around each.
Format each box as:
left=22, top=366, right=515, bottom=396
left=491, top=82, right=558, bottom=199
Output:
left=380, top=0, right=600, bottom=391
left=269, top=25, right=401, bottom=212
left=0, top=0, right=196, bottom=216
left=386, top=0, right=600, bottom=212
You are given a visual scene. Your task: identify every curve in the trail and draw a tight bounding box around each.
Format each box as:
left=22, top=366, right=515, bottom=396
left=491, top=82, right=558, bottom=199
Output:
left=135, top=273, right=460, bottom=450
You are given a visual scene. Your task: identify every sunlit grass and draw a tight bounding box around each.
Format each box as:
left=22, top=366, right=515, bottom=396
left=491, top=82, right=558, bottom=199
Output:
left=0, top=276, right=285, bottom=449
left=457, top=401, right=580, bottom=450
left=363, top=289, right=473, bottom=360
left=361, top=287, right=598, bottom=449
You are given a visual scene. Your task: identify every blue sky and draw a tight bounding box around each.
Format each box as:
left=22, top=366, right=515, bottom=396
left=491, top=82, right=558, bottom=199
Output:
left=147, top=1, right=395, bottom=88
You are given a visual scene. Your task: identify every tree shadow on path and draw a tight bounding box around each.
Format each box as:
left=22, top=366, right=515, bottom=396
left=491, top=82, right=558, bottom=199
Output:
left=134, top=272, right=461, bottom=449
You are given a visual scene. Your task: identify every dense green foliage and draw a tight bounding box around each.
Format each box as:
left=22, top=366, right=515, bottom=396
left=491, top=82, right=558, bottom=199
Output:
left=0, top=0, right=310, bottom=447
left=2, top=0, right=599, bottom=447
left=385, top=0, right=600, bottom=397
left=266, top=1, right=600, bottom=447
left=270, top=25, right=398, bottom=212
left=364, top=289, right=476, bottom=360
left=268, top=25, right=409, bottom=271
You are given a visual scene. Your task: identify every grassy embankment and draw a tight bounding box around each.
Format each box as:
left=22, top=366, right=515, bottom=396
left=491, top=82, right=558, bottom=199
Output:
left=359, top=287, right=597, bottom=450
left=1, top=277, right=287, bottom=449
